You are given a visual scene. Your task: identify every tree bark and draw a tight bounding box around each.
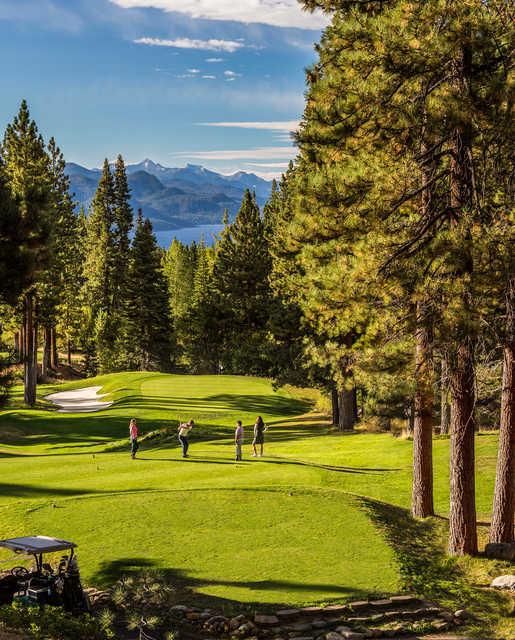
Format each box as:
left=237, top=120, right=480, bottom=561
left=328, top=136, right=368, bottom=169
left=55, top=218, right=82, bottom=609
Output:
left=42, top=326, right=51, bottom=378
left=19, top=325, right=25, bottom=361
left=406, top=402, right=415, bottom=437
left=440, top=355, right=451, bottom=435
left=23, top=293, right=37, bottom=406
left=490, top=278, right=515, bottom=544
left=412, top=301, right=434, bottom=517
left=338, top=386, right=356, bottom=431
left=447, top=36, right=478, bottom=557
left=67, top=339, right=72, bottom=366
left=331, top=387, right=339, bottom=426
left=448, top=340, right=478, bottom=555
left=50, top=327, right=58, bottom=369
left=13, top=332, right=22, bottom=363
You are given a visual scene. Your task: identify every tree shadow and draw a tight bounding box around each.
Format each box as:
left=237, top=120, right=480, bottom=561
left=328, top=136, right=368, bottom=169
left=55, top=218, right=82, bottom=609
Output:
left=90, top=557, right=377, bottom=610
left=358, top=497, right=512, bottom=637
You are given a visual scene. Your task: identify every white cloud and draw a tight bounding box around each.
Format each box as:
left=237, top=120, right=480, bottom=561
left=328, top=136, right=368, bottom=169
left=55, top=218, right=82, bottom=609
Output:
left=206, top=57, right=223, bottom=63
left=244, top=162, right=290, bottom=168
left=187, top=68, right=200, bottom=73
left=111, top=0, right=327, bottom=30
left=134, top=37, right=244, bottom=52
left=172, top=146, right=295, bottom=161
left=199, top=120, right=299, bottom=131
left=202, top=75, right=216, bottom=79
left=224, top=70, right=241, bottom=78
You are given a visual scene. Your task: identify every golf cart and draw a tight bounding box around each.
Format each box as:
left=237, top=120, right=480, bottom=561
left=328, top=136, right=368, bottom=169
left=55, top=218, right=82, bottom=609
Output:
left=0, top=536, right=91, bottom=614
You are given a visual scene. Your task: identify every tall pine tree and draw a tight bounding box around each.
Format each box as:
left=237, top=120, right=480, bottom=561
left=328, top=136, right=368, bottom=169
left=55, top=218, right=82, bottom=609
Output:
left=124, top=211, right=173, bottom=371
left=2, top=100, right=52, bottom=405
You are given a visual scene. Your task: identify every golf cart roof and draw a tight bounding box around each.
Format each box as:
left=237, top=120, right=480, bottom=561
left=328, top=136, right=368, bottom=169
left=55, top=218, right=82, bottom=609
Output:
left=0, top=536, right=77, bottom=555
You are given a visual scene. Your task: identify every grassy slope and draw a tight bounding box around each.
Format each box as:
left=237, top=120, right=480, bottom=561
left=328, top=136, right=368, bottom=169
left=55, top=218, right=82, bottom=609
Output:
left=0, top=373, right=512, bottom=636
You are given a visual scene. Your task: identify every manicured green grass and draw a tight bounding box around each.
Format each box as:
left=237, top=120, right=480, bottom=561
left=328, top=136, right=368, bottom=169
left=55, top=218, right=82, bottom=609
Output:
left=0, top=373, right=505, bottom=624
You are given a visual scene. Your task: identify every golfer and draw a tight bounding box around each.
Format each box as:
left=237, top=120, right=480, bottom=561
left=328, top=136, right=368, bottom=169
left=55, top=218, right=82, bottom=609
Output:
left=252, top=416, right=266, bottom=457
left=129, top=418, right=139, bottom=459
left=235, top=420, right=244, bottom=461
left=178, top=419, right=194, bottom=458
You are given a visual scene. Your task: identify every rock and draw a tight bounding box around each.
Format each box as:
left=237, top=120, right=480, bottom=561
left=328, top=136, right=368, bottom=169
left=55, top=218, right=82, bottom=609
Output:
left=284, top=623, right=312, bottom=632
left=255, top=615, right=280, bottom=627
left=341, top=633, right=364, bottom=640
left=389, top=594, right=419, bottom=605
left=277, top=609, right=301, bottom=619
left=348, top=601, right=369, bottom=611
left=311, top=621, right=328, bottom=629
left=453, top=608, right=471, bottom=619
left=485, top=542, right=515, bottom=561
left=230, top=615, right=248, bottom=630
left=325, top=633, right=343, bottom=640
left=302, top=606, right=324, bottom=616
left=490, top=574, right=515, bottom=590
left=369, top=599, right=392, bottom=608
left=334, top=627, right=351, bottom=633
left=433, top=619, right=449, bottom=631
left=323, top=604, right=348, bottom=614
left=440, top=611, right=455, bottom=622
left=171, top=604, right=189, bottom=612
left=237, top=623, right=258, bottom=637
left=186, top=612, right=201, bottom=621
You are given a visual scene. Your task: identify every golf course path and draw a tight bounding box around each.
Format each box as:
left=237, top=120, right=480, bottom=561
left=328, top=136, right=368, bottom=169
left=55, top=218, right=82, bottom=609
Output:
left=45, top=386, right=113, bottom=413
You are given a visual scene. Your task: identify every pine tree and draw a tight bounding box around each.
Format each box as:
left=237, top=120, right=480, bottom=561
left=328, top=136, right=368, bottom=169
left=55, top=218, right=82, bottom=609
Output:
left=0, top=161, right=29, bottom=305
left=212, top=190, right=272, bottom=374
left=37, top=137, right=78, bottom=376
left=294, top=0, right=511, bottom=553
left=112, top=154, right=133, bottom=320
left=2, top=100, right=52, bottom=405
left=82, top=159, right=117, bottom=372
left=125, top=210, right=173, bottom=370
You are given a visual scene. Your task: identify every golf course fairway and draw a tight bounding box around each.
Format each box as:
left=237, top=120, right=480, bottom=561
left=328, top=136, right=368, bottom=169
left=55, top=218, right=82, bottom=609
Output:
left=0, top=372, right=500, bottom=607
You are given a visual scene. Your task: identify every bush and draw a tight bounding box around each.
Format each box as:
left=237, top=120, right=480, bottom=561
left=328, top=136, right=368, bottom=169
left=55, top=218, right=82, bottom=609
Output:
left=0, top=602, right=113, bottom=640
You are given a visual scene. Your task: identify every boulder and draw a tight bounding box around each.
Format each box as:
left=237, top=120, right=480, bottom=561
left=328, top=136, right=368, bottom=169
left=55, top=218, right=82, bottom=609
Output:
left=325, top=633, right=343, bottom=640
left=485, top=542, right=515, bottom=561
left=255, top=615, right=280, bottom=627
left=490, top=575, right=515, bottom=590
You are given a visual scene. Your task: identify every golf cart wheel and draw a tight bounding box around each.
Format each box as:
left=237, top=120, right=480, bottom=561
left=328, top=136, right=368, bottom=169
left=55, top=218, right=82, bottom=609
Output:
left=10, top=566, right=29, bottom=577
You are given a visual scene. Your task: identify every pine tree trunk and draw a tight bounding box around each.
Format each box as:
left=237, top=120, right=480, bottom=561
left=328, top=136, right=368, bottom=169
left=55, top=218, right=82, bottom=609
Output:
left=14, top=332, right=21, bottom=363
left=331, top=387, right=339, bottom=426
left=406, top=402, right=415, bottom=437
left=50, top=327, right=58, bottom=369
left=440, top=355, right=451, bottom=435
left=67, top=339, right=72, bottom=366
left=447, top=38, right=477, bottom=557
left=338, top=386, right=356, bottom=431
left=23, top=293, right=37, bottom=406
left=42, top=326, right=51, bottom=378
left=412, top=302, right=434, bottom=517
left=490, top=279, right=514, bottom=544
left=20, top=325, right=25, bottom=361
left=448, top=340, right=478, bottom=555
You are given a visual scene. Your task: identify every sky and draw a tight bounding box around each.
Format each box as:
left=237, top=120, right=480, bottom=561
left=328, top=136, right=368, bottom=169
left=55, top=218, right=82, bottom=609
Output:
left=0, top=0, right=326, bottom=178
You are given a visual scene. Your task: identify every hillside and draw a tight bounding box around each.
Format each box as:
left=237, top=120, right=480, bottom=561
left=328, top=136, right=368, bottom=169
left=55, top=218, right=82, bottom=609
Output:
left=66, top=160, right=273, bottom=230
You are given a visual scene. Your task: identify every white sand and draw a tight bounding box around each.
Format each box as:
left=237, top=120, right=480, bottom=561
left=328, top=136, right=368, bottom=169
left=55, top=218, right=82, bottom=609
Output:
left=46, top=386, right=113, bottom=413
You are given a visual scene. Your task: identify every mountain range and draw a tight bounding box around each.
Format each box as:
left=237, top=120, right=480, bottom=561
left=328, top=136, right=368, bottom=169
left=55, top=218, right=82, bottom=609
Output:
left=65, top=159, right=273, bottom=230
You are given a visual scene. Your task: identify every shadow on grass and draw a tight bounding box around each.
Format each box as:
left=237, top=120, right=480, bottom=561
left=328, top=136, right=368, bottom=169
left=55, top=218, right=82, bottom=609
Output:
left=0, top=482, right=158, bottom=500
left=359, top=497, right=512, bottom=638
left=0, top=391, right=314, bottom=451
left=90, top=557, right=378, bottom=612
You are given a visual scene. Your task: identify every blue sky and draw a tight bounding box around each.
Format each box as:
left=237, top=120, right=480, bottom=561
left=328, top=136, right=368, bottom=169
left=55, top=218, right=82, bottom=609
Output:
left=0, top=0, right=325, bottom=177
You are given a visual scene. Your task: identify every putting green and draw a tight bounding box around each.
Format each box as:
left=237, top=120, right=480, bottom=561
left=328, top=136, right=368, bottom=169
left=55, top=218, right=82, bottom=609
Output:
left=0, top=372, right=500, bottom=606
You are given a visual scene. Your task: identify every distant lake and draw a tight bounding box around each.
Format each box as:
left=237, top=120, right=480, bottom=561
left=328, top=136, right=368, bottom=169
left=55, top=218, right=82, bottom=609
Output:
left=155, top=224, right=225, bottom=248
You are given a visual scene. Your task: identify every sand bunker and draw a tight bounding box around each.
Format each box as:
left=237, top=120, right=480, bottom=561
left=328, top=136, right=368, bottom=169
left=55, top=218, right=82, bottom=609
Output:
left=46, top=386, right=113, bottom=413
